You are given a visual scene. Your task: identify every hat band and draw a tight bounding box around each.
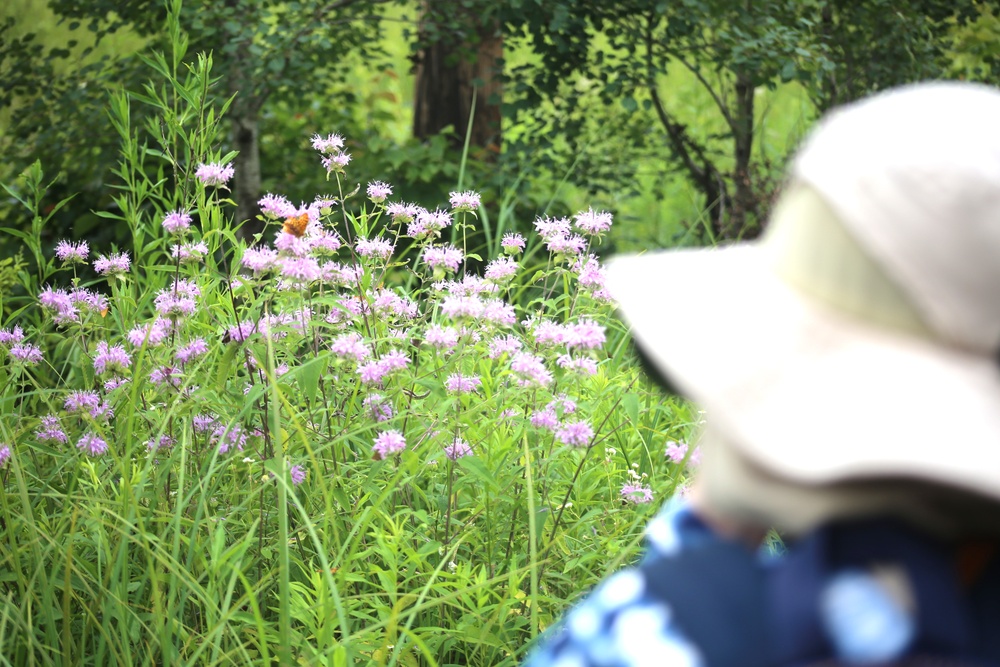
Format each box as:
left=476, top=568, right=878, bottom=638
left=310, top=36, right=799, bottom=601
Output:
left=763, top=184, right=935, bottom=341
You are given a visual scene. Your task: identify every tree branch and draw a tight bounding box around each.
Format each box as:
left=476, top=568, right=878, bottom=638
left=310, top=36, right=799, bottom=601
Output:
left=643, top=13, right=728, bottom=230
left=671, top=51, right=737, bottom=132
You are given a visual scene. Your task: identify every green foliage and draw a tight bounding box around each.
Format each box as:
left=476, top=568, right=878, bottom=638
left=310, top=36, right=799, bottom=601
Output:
left=945, top=1, right=1000, bottom=82
left=0, top=0, right=401, bottom=250
left=500, top=0, right=990, bottom=241
left=0, top=25, right=693, bottom=665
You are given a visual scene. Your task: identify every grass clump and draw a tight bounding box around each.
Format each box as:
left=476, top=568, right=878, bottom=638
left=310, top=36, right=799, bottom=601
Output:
left=0, top=9, right=695, bottom=666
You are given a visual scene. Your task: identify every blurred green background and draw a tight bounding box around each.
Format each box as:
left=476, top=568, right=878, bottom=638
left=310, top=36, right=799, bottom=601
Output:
left=2, top=0, right=999, bottom=264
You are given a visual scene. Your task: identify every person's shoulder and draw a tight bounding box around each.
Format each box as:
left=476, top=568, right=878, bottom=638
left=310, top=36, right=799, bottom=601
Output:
left=523, top=499, right=772, bottom=667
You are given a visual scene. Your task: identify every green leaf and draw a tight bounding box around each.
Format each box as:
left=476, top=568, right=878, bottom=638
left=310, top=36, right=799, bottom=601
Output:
left=216, top=341, right=239, bottom=392
left=298, top=355, right=326, bottom=405
left=780, top=61, right=796, bottom=82
left=623, top=392, right=639, bottom=426
left=455, top=456, right=501, bottom=493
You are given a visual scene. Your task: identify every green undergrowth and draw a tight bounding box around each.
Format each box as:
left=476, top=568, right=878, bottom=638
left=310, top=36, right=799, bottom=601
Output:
left=0, top=6, right=698, bottom=665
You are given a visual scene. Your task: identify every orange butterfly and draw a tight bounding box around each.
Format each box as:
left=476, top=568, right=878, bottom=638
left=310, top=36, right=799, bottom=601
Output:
left=282, top=213, right=310, bottom=238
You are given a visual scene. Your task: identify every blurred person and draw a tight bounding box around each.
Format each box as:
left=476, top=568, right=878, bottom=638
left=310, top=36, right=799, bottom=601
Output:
left=524, top=82, right=1000, bottom=667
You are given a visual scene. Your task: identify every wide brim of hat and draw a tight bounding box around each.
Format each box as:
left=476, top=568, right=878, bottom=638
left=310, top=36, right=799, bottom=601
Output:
left=607, top=245, right=1000, bottom=501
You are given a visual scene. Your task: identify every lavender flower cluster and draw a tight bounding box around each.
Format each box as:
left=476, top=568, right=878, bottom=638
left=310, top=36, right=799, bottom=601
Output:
left=0, top=135, right=678, bottom=506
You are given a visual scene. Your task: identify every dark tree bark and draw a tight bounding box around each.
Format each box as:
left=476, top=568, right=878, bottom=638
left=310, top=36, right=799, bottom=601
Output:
left=412, top=3, right=502, bottom=158
left=729, top=73, right=757, bottom=240
left=232, top=113, right=262, bottom=238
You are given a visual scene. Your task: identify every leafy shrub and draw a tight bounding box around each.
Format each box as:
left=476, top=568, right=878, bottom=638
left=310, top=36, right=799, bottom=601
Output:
left=0, top=17, right=694, bottom=667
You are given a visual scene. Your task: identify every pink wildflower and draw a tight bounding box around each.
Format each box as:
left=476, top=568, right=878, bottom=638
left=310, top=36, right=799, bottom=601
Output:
left=547, top=394, right=578, bottom=415
left=322, top=152, right=351, bottom=173
left=367, top=181, right=393, bottom=203
left=530, top=409, right=559, bottom=431
left=534, top=321, right=567, bottom=346
left=574, top=254, right=607, bottom=290
left=93, top=252, right=130, bottom=276
left=380, top=349, right=409, bottom=371
left=372, top=430, right=406, bottom=460
left=363, top=394, right=394, bottom=422
left=39, top=286, right=77, bottom=324
left=621, top=483, right=654, bottom=504
left=171, top=241, right=209, bottom=264
left=534, top=216, right=571, bottom=240
left=35, top=415, right=67, bottom=444
left=70, top=288, right=108, bottom=314
left=510, top=352, right=553, bottom=387
left=311, top=231, right=342, bottom=254
left=225, top=321, right=258, bottom=344
left=175, top=338, right=209, bottom=365
left=193, top=414, right=217, bottom=433
left=424, top=324, right=459, bottom=350
left=416, top=209, right=452, bottom=233
left=162, top=210, right=193, bottom=235
left=545, top=234, right=588, bottom=255
left=145, top=435, right=176, bottom=452
left=154, top=291, right=197, bottom=318
left=55, top=240, right=89, bottom=264
left=485, top=256, right=518, bottom=281
left=664, top=440, right=689, bottom=463
left=440, top=295, right=484, bottom=320
left=259, top=193, right=296, bottom=218
left=355, top=237, right=395, bottom=259
left=0, top=326, right=24, bottom=346
left=387, top=202, right=422, bottom=223
left=423, top=245, right=464, bottom=272
left=555, top=420, right=594, bottom=447
left=274, top=231, right=312, bottom=257
left=64, top=390, right=100, bottom=414
left=357, top=361, right=389, bottom=385
left=488, top=335, right=522, bottom=359
left=449, top=190, right=481, bottom=212
left=212, top=423, right=247, bottom=454
left=9, top=343, right=42, bottom=365
left=150, top=365, right=183, bottom=387
left=93, top=341, right=130, bottom=375
left=241, top=246, right=279, bottom=275
left=103, top=377, right=129, bottom=392
left=289, top=463, right=307, bottom=486
left=573, top=208, right=613, bottom=235
left=127, top=319, right=171, bottom=347
left=481, top=299, right=516, bottom=326
left=557, top=355, right=598, bottom=375
left=195, top=162, right=235, bottom=187
left=501, top=233, right=526, bottom=254
left=331, top=333, right=371, bottom=363
left=565, top=320, right=606, bottom=350
left=311, top=132, right=345, bottom=154
left=444, top=438, right=472, bottom=460
left=445, top=373, right=481, bottom=394
left=279, top=256, right=322, bottom=284
left=76, top=432, right=108, bottom=457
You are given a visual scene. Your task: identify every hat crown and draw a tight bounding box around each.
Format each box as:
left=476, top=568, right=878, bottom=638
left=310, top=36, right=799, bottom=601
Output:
left=794, top=83, right=1000, bottom=354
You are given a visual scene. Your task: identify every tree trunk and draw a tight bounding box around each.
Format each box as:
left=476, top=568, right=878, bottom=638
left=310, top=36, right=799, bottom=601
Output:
left=412, top=5, right=502, bottom=157
left=728, top=73, right=757, bottom=240
left=232, top=112, right=263, bottom=240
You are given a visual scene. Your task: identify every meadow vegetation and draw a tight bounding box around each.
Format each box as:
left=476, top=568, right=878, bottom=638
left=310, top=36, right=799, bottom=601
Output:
left=0, top=9, right=699, bottom=664
left=4, top=1, right=994, bottom=664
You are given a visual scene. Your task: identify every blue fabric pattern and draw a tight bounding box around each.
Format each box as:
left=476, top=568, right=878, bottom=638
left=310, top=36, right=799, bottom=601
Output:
left=522, top=500, right=999, bottom=667
left=820, top=569, right=915, bottom=664
left=523, top=499, right=709, bottom=667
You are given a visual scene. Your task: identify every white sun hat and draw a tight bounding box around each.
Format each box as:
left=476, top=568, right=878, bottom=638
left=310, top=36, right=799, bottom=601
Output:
left=607, top=82, right=1000, bottom=508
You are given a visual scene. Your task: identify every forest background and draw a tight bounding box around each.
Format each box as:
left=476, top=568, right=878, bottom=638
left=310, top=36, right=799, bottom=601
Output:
left=3, top=0, right=998, bottom=274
